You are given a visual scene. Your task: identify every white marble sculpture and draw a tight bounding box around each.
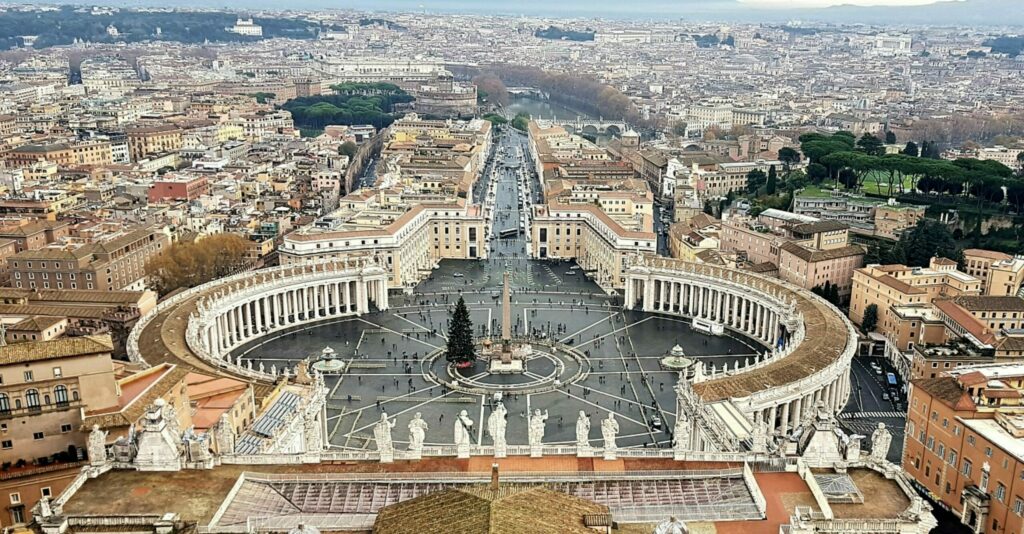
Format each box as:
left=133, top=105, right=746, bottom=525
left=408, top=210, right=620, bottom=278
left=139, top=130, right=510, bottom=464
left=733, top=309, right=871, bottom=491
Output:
left=528, top=409, right=548, bottom=457
left=408, top=412, right=428, bottom=459
left=87, top=424, right=109, bottom=467
left=575, top=411, right=592, bottom=457
left=601, top=413, right=619, bottom=460
left=454, top=410, right=474, bottom=459
left=488, top=402, right=508, bottom=458
left=870, top=422, right=892, bottom=463
left=673, top=414, right=690, bottom=459
left=374, top=412, right=397, bottom=463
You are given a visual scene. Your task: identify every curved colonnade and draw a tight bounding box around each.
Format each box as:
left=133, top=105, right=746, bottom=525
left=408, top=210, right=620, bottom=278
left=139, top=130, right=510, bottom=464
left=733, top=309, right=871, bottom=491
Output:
left=127, top=259, right=390, bottom=385
left=129, top=256, right=855, bottom=441
left=625, top=258, right=857, bottom=436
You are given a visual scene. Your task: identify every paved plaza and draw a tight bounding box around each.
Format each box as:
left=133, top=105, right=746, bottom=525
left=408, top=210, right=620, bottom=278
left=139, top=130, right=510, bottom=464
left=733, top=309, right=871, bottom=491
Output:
left=235, top=258, right=761, bottom=452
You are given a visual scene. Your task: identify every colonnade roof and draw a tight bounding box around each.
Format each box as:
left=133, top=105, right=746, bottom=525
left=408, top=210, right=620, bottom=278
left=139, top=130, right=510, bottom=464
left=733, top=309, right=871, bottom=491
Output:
left=641, top=260, right=854, bottom=402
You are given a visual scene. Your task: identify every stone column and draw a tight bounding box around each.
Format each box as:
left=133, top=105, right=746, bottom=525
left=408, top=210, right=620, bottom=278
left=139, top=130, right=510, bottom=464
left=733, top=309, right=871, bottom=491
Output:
left=333, top=283, right=341, bottom=315
left=791, top=397, right=802, bottom=429
left=768, top=405, right=778, bottom=433
left=345, top=281, right=352, bottom=314
left=357, top=280, right=368, bottom=315
left=780, top=401, right=790, bottom=434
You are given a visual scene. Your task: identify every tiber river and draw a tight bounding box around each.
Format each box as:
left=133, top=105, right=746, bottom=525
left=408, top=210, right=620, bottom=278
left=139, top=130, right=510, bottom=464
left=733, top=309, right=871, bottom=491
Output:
left=505, top=96, right=614, bottom=143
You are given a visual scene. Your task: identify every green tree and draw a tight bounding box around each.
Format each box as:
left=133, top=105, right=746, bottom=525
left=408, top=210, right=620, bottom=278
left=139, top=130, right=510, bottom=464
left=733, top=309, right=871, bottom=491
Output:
left=807, top=163, right=829, bottom=183
left=856, top=133, right=885, bottom=156
left=901, top=219, right=960, bottom=268
left=885, top=130, right=897, bottom=144
left=746, top=169, right=767, bottom=194
left=511, top=112, right=531, bottom=132
left=766, top=165, right=778, bottom=195
left=778, top=147, right=801, bottom=170
left=338, top=141, right=357, bottom=159
left=902, top=141, right=919, bottom=157
left=446, top=297, right=476, bottom=366
left=862, top=304, right=879, bottom=333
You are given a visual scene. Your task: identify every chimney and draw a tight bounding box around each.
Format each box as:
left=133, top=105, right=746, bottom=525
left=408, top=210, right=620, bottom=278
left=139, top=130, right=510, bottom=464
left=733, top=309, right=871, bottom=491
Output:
left=490, top=463, right=499, bottom=491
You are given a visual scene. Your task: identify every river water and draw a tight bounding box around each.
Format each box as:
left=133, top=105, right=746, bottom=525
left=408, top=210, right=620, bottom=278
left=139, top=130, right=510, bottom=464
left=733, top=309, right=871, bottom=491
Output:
left=506, top=96, right=617, bottom=143
left=505, top=96, right=593, bottom=122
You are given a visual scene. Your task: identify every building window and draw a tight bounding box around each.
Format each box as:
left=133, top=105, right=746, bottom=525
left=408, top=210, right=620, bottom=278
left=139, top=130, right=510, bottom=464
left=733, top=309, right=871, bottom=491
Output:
left=1, top=440, right=11, bottom=449
left=968, top=435, right=976, bottom=446
left=52, top=367, right=62, bottom=378
left=964, top=460, right=973, bottom=477
left=1014, top=497, right=1024, bottom=516
left=9, top=493, right=19, bottom=505
left=25, top=389, right=39, bottom=410
left=23, top=370, right=33, bottom=382
left=60, top=424, right=71, bottom=433
left=54, top=385, right=68, bottom=406
left=40, top=487, right=51, bottom=499
left=997, top=483, right=1007, bottom=502
left=32, top=432, right=43, bottom=440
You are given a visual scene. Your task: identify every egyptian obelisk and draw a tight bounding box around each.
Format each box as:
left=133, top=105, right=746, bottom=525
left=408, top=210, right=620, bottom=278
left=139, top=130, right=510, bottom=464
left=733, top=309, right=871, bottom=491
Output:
left=501, top=272, right=512, bottom=362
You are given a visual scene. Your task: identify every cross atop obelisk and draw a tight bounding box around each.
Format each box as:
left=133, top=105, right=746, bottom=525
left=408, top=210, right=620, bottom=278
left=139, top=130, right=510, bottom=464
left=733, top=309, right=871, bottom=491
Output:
left=501, top=271, right=512, bottom=346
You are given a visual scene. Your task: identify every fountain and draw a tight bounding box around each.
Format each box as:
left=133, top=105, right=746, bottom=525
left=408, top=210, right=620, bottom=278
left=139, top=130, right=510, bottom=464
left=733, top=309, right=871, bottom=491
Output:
left=311, top=346, right=346, bottom=373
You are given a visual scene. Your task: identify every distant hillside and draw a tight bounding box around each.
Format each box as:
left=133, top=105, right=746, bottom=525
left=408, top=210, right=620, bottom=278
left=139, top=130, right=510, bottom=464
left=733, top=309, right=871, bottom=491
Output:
left=0, top=6, right=315, bottom=49
left=534, top=26, right=594, bottom=41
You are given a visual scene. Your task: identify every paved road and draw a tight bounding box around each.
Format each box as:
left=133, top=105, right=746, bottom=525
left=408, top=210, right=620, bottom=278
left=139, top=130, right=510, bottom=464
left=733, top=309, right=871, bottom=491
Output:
left=841, top=354, right=908, bottom=464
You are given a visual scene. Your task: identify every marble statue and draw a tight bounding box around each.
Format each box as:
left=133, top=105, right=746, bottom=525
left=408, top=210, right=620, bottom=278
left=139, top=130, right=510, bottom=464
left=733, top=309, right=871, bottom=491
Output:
left=673, top=414, right=690, bottom=457
left=374, top=412, right=397, bottom=462
left=38, top=496, right=52, bottom=519
left=408, top=412, right=428, bottom=453
left=87, top=424, right=109, bottom=467
left=214, top=413, right=235, bottom=455
left=455, top=410, right=474, bottom=458
left=601, top=413, right=619, bottom=460
left=654, top=516, right=688, bottom=534
left=487, top=402, right=508, bottom=456
left=870, top=422, right=892, bottom=463
left=528, top=409, right=548, bottom=447
left=575, top=411, right=591, bottom=452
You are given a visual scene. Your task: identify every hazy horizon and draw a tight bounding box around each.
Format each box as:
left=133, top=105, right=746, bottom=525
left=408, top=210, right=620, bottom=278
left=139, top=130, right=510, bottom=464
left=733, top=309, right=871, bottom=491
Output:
left=40, top=0, right=1023, bottom=26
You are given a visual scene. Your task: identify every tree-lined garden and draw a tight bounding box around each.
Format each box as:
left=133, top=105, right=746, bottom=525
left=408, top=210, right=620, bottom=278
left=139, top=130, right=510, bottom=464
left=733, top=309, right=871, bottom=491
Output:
left=280, top=83, right=414, bottom=131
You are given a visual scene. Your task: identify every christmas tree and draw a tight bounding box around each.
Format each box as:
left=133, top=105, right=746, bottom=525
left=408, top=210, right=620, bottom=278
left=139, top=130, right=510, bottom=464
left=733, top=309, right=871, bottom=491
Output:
left=446, top=296, right=476, bottom=368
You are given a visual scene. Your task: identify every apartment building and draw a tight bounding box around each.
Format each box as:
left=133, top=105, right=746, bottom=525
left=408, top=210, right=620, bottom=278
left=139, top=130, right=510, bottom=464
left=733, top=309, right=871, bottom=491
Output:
left=0, top=220, right=70, bottom=253
left=126, top=125, right=183, bottom=162
left=905, top=364, right=1024, bottom=534
left=794, top=190, right=924, bottom=240
left=964, top=249, right=1024, bottom=298
left=3, top=141, right=114, bottom=168
left=850, top=259, right=983, bottom=330
left=778, top=241, right=865, bottom=297
left=0, top=336, right=118, bottom=527
left=148, top=174, right=211, bottom=203
left=7, top=227, right=169, bottom=292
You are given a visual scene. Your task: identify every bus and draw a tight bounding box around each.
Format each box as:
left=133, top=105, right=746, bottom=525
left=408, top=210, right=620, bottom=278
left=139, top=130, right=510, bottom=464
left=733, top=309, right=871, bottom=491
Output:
left=886, top=372, right=897, bottom=387
left=499, top=228, right=519, bottom=239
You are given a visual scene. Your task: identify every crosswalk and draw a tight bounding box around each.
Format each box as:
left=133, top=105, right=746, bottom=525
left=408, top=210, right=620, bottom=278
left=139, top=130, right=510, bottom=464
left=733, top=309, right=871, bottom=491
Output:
left=839, top=411, right=906, bottom=419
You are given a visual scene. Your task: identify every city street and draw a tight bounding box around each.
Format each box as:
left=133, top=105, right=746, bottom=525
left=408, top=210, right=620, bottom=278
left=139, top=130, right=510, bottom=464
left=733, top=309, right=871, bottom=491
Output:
left=840, top=354, right=908, bottom=463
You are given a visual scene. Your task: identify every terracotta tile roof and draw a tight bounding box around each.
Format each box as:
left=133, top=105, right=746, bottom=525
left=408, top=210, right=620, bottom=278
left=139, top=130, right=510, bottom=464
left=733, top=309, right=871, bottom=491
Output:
left=953, top=295, right=1024, bottom=313
left=372, top=485, right=607, bottom=534
left=964, top=249, right=1013, bottom=261
left=913, top=377, right=975, bottom=411
left=780, top=242, right=865, bottom=262
left=876, top=274, right=925, bottom=295
left=0, top=334, right=112, bottom=365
